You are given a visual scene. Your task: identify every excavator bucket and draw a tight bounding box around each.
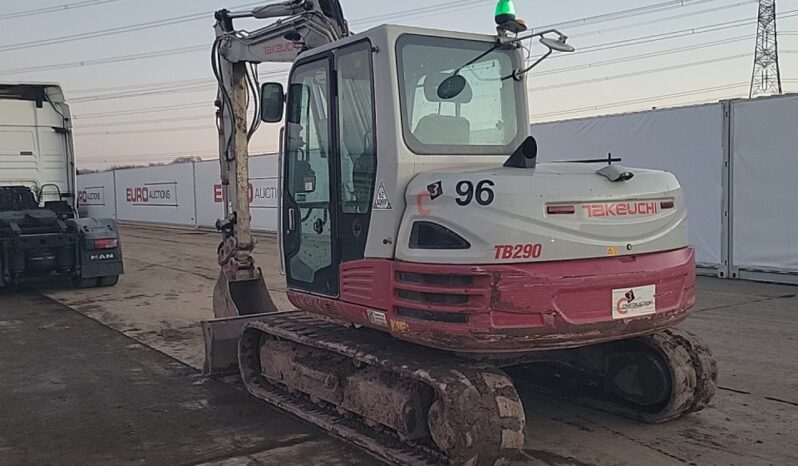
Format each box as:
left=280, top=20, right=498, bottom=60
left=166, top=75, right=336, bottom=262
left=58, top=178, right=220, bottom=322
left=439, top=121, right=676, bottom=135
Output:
left=212, top=268, right=278, bottom=318
left=204, top=269, right=281, bottom=376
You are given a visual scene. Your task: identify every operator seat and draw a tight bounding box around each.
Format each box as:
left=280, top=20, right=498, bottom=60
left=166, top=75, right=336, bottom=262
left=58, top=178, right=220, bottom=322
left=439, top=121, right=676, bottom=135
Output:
left=413, top=72, right=473, bottom=146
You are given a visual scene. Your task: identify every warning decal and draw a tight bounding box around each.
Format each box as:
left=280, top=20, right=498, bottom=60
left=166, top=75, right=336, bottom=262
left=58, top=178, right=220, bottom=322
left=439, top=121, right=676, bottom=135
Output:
left=374, top=181, right=392, bottom=210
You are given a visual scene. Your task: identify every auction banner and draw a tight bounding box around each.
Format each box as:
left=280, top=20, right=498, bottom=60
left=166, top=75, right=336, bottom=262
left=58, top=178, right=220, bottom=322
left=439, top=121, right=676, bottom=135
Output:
left=76, top=171, right=116, bottom=219
left=194, top=155, right=279, bottom=232
left=114, top=164, right=197, bottom=226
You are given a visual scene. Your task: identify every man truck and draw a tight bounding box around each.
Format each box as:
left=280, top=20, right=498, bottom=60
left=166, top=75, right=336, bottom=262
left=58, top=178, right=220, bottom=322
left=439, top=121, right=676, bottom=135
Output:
left=0, top=83, right=123, bottom=289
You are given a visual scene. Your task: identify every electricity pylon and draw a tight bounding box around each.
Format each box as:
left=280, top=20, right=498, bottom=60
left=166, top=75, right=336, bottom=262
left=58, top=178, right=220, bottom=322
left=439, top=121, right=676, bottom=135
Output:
left=750, top=0, right=782, bottom=98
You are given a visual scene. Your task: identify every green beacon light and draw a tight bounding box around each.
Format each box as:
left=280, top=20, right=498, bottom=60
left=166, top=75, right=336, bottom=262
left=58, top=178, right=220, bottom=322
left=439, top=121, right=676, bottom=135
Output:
left=495, top=0, right=517, bottom=25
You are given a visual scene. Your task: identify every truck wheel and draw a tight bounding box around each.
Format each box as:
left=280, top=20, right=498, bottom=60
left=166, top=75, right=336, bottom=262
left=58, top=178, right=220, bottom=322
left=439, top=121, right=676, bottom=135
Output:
left=98, top=275, right=119, bottom=287
left=73, top=277, right=98, bottom=289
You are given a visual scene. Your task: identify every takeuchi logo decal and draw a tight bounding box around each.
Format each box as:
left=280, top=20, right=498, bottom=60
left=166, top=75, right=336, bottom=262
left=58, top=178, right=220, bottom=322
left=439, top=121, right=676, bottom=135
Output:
left=263, top=41, right=301, bottom=57
left=583, top=201, right=659, bottom=218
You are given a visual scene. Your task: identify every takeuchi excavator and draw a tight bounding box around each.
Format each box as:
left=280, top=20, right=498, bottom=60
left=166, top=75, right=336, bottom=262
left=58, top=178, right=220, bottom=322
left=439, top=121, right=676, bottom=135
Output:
left=204, top=1, right=718, bottom=464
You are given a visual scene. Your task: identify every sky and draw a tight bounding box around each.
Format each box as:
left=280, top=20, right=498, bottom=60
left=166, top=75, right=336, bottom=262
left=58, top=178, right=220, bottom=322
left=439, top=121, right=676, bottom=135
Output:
left=1, top=0, right=797, bottom=169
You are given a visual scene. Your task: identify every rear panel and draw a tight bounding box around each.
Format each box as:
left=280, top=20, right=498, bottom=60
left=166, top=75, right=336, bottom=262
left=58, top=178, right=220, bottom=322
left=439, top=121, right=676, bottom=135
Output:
left=396, top=163, right=689, bottom=265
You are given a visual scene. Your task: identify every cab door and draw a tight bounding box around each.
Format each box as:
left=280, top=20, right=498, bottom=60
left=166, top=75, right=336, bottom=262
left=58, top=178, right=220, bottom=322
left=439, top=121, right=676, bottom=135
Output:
left=283, top=56, right=339, bottom=296
left=334, top=41, right=377, bottom=263
left=282, top=43, right=377, bottom=297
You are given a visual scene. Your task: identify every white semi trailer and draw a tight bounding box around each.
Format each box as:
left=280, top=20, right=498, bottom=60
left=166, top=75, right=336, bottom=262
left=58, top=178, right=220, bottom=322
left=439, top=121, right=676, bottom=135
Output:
left=0, top=83, right=123, bottom=288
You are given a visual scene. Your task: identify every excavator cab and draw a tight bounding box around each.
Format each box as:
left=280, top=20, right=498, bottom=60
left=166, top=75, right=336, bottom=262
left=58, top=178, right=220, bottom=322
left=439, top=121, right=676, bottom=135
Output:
left=263, top=26, right=558, bottom=299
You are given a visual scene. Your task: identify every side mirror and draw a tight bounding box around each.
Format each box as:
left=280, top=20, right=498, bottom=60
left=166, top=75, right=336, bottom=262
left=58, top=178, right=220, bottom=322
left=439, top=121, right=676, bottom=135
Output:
left=260, top=82, right=285, bottom=123
left=540, top=36, right=575, bottom=53
left=437, top=75, right=467, bottom=100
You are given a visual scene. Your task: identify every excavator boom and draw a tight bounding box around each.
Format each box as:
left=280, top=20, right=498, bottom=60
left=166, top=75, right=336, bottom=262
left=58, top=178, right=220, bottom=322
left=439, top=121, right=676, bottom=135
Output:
left=206, top=0, right=349, bottom=375
left=210, top=0, right=348, bottom=322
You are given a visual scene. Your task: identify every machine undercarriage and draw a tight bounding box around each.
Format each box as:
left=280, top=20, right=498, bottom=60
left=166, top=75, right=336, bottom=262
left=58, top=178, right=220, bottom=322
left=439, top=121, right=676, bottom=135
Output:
left=223, top=312, right=717, bottom=465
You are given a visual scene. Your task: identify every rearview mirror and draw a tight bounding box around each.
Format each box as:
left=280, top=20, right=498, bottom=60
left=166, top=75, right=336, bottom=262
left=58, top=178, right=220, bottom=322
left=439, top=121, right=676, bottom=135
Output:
left=540, top=37, right=575, bottom=53
left=260, top=82, right=285, bottom=123
left=437, top=74, right=467, bottom=100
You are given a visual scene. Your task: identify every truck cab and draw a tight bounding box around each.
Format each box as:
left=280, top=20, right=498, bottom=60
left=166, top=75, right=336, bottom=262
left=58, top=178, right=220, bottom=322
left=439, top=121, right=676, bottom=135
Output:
left=0, top=83, right=123, bottom=288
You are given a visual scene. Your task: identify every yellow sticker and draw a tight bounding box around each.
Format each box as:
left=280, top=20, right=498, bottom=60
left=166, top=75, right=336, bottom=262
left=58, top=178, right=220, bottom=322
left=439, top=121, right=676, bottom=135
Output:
left=607, top=246, right=621, bottom=256
left=391, top=320, right=409, bottom=333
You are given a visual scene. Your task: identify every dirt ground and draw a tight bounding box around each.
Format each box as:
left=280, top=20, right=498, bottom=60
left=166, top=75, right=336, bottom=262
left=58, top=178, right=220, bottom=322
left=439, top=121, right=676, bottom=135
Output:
left=0, top=293, right=376, bottom=466
left=30, top=224, right=798, bottom=465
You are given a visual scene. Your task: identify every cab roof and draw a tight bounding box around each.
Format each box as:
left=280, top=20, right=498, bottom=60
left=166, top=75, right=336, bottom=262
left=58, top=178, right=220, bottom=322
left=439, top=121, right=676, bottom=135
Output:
left=298, top=23, right=501, bottom=59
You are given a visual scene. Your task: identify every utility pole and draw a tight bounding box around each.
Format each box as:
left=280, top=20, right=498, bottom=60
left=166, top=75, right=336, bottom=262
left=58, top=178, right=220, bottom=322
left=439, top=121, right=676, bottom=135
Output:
left=750, top=0, right=782, bottom=98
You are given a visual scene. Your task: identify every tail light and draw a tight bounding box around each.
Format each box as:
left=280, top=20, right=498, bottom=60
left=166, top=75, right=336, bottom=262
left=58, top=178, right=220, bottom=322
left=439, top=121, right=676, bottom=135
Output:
left=547, top=204, right=576, bottom=215
left=93, top=238, right=118, bottom=249
left=660, top=200, right=675, bottom=210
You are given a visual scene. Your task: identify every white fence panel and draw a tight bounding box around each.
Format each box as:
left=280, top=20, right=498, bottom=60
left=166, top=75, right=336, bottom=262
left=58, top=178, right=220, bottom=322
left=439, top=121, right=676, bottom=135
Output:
left=731, top=95, right=798, bottom=276
left=193, top=160, right=226, bottom=229
left=76, top=171, right=116, bottom=219
left=249, top=155, right=280, bottom=232
left=532, top=104, right=725, bottom=268
left=114, top=164, right=197, bottom=227
left=193, top=155, right=279, bottom=232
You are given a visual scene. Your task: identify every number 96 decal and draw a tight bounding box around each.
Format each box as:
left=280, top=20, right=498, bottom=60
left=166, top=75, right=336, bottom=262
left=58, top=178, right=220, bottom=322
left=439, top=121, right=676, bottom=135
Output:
left=494, top=243, right=543, bottom=260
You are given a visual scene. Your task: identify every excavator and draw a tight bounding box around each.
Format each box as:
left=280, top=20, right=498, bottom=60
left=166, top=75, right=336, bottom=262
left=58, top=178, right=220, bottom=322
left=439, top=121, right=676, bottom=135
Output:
left=204, top=1, right=718, bottom=464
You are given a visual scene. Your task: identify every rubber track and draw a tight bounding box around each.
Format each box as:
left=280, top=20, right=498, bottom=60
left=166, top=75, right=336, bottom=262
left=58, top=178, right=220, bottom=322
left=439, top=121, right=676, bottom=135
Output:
left=514, top=328, right=718, bottom=424
left=238, top=312, right=525, bottom=466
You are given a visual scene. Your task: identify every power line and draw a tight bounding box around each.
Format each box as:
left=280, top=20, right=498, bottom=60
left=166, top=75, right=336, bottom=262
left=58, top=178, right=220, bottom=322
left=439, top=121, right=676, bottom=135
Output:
left=69, top=77, right=219, bottom=95
left=0, top=1, right=266, bottom=53
left=566, top=17, right=756, bottom=55
left=529, top=34, right=753, bottom=78
left=349, top=0, right=492, bottom=27
left=530, top=53, right=751, bottom=92
left=68, top=67, right=289, bottom=95
left=76, top=115, right=212, bottom=128
left=537, top=7, right=798, bottom=67
left=66, top=15, right=778, bottom=126
left=531, top=82, right=750, bottom=120
left=68, top=70, right=289, bottom=103
left=81, top=44, right=756, bottom=107
left=48, top=1, right=796, bottom=139
left=0, top=0, right=492, bottom=55
left=0, top=0, right=754, bottom=70
left=69, top=13, right=775, bottom=105
left=77, top=124, right=215, bottom=136
left=76, top=53, right=755, bottom=133
left=538, top=0, right=735, bottom=30
left=70, top=84, right=214, bottom=103
left=0, top=45, right=208, bottom=76
left=0, top=0, right=122, bottom=21
left=0, top=2, right=490, bottom=75
left=77, top=146, right=275, bottom=161
left=568, top=0, right=759, bottom=40
left=74, top=34, right=751, bottom=118
left=70, top=12, right=773, bottom=101
left=75, top=102, right=211, bottom=119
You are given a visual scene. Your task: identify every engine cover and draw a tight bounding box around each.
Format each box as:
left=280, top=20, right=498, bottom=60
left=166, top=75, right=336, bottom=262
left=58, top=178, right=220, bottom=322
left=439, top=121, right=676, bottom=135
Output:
left=397, top=163, right=688, bottom=265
